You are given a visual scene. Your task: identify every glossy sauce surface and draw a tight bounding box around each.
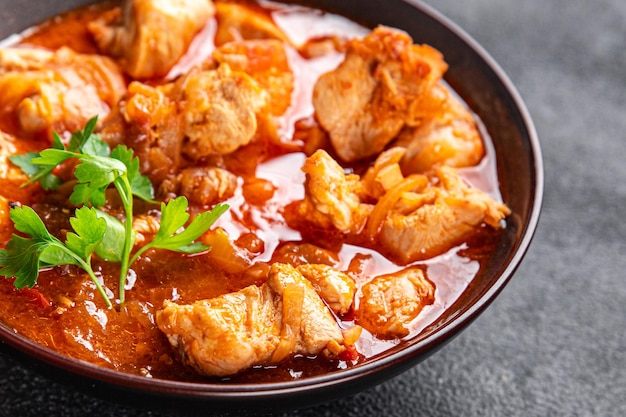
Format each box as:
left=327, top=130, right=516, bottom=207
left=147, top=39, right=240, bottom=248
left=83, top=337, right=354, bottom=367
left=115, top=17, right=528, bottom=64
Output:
left=0, top=0, right=504, bottom=382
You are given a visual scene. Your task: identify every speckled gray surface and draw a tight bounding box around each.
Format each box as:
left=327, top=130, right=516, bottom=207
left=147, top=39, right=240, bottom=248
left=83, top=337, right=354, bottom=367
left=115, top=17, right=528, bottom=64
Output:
left=1, top=0, right=625, bottom=416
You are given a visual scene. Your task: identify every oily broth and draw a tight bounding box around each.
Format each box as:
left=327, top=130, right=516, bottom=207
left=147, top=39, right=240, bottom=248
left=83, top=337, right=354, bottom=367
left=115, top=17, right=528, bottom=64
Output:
left=9, top=2, right=114, bottom=54
left=0, top=0, right=506, bottom=382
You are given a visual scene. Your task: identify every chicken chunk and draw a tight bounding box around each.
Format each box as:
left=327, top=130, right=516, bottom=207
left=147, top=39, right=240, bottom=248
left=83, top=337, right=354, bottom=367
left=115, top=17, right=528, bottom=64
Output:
left=267, top=263, right=345, bottom=361
left=312, top=26, right=447, bottom=162
left=271, top=242, right=340, bottom=268
left=88, top=0, right=214, bottom=79
left=288, top=149, right=372, bottom=234
left=157, top=284, right=278, bottom=377
left=377, top=166, right=511, bottom=263
left=156, top=263, right=345, bottom=377
left=214, top=2, right=290, bottom=46
left=101, top=80, right=183, bottom=186
left=360, top=147, right=407, bottom=200
left=0, top=47, right=125, bottom=138
left=296, top=264, right=356, bottom=315
left=100, top=61, right=267, bottom=186
left=287, top=147, right=507, bottom=264
left=356, top=267, right=434, bottom=339
left=131, top=212, right=161, bottom=248
left=214, top=39, right=294, bottom=116
left=159, top=166, right=238, bottom=206
left=180, top=64, right=268, bottom=159
left=395, top=84, right=485, bottom=173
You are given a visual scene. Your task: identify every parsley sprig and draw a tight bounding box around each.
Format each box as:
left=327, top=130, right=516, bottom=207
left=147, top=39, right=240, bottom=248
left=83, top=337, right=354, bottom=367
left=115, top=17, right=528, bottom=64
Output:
left=0, top=117, right=228, bottom=308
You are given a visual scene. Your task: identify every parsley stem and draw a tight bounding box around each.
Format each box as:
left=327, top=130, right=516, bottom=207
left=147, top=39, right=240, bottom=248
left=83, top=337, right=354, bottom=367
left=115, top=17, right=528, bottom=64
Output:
left=69, top=254, right=113, bottom=310
left=45, top=237, right=111, bottom=309
left=128, top=243, right=152, bottom=268
left=113, top=175, right=134, bottom=306
left=83, top=263, right=113, bottom=310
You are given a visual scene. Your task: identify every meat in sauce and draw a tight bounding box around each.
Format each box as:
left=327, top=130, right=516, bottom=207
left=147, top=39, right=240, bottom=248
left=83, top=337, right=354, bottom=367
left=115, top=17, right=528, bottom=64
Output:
left=0, top=0, right=510, bottom=383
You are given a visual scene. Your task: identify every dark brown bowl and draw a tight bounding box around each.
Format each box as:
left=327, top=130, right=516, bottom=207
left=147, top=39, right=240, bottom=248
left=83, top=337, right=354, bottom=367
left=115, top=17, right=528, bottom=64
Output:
left=0, top=0, right=543, bottom=413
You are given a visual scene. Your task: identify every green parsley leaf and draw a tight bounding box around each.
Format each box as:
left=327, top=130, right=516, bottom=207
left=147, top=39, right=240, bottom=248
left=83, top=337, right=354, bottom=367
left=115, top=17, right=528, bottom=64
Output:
left=129, top=198, right=229, bottom=265
left=0, top=206, right=112, bottom=307
left=150, top=198, right=229, bottom=253
left=93, top=209, right=127, bottom=263
left=67, top=116, right=98, bottom=152
left=52, top=131, right=66, bottom=150
left=10, top=150, right=63, bottom=191
left=110, top=145, right=154, bottom=202
left=80, top=132, right=111, bottom=158
left=9, top=152, right=42, bottom=177
left=10, top=205, right=54, bottom=241
left=2, top=117, right=228, bottom=308
left=31, top=149, right=76, bottom=167
left=70, top=155, right=127, bottom=207
left=39, top=245, right=79, bottom=269
left=162, top=203, right=229, bottom=253
left=0, top=236, right=55, bottom=288
left=0, top=206, right=78, bottom=288
left=65, top=207, right=107, bottom=260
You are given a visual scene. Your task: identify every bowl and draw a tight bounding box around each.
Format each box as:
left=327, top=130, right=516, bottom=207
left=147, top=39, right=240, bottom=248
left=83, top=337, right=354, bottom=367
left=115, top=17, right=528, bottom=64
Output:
left=0, top=0, right=543, bottom=413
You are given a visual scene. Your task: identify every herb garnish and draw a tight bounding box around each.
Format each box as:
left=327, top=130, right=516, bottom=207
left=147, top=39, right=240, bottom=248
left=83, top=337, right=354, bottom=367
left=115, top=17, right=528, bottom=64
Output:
left=0, top=117, right=228, bottom=308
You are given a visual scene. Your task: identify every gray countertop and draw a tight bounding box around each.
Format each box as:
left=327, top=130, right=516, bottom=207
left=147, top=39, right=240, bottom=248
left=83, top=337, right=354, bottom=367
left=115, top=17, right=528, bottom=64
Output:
left=1, top=0, right=625, bottom=416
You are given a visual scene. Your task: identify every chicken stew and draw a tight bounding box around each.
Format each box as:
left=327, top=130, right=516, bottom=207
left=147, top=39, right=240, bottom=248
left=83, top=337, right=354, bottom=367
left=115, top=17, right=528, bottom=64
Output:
left=0, top=0, right=510, bottom=383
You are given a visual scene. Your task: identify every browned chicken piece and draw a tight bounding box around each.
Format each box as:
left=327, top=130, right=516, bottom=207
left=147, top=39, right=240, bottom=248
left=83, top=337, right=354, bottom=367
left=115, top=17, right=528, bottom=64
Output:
left=214, top=1, right=290, bottom=46
left=103, top=80, right=184, bottom=186
left=102, top=59, right=268, bottom=175
left=287, top=147, right=507, bottom=265
left=395, top=83, right=485, bottom=174
left=88, top=0, right=214, bottom=79
left=377, top=166, right=511, bottom=263
left=360, top=147, right=407, bottom=200
left=0, top=47, right=125, bottom=137
left=356, top=267, right=434, bottom=339
left=271, top=242, right=340, bottom=268
left=156, top=263, right=346, bottom=377
left=312, top=26, right=447, bottom=162
left=296, top=264, right=356, bottom=315
left=131, top=213, right=161, bottom=248
left=159, top=166, right=238, bottom=206
left=180, top=64, right=268, bottom=159
left=214, top=39, right=294, bottom=116
left=267, top=263, right=346, bottom=361
left=157, top=284, right=279, bottom=377
left=290, top=149, right=372, bottom=234
left=100, top=60, right=269, bottom=188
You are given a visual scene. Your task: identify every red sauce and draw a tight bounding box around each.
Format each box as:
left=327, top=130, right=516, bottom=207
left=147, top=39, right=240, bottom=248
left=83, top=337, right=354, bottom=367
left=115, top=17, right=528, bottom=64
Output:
left=0, top=0, right=506, bottom=383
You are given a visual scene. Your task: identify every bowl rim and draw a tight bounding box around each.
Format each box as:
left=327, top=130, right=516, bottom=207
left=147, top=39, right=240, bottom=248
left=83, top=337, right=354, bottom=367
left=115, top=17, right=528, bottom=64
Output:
left=0, top=0, right=543, bottom=404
